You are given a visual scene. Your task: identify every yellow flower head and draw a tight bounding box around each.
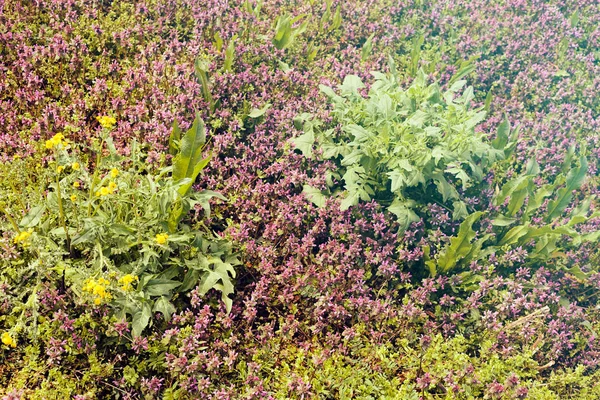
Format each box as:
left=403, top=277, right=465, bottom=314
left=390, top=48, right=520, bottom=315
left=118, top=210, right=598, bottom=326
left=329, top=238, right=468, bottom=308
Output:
left=97, top=116, right=117, bottom=129
left=118, top=274, right=138, bottom=291
left=110, top=168, right=119, bottom=178
left=100, top=187, right=110, bottom=196
left=83, top=278, right=111, bottom=305
left=70, top=194, right=77, bottom=202
left=72, top=162, right=80, bottom=171
left=73, top=181, right=80, bottom=188
left=56, top=165, right=65, bottom=174
left=13, top=230, right=32, bottom=245
left=1, top=332, right=16, bottom=348
left=45, top=133, right=68, bottom=150
left=155, top=233, right=169, bottom=245
left=108, top=181, right=118, bottom=193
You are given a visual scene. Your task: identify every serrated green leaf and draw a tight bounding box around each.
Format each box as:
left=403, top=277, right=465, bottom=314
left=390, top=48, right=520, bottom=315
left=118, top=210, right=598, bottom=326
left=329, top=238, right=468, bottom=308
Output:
left=290, top=129, right=314, bottom=158
left=302, top=185, right=327, bottom=208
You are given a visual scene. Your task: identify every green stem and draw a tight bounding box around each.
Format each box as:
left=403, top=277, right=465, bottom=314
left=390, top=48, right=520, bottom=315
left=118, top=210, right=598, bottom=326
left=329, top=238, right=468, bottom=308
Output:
left=0, top=206, right=21, bottom=233
left=55, top=174, right=72, bottom=255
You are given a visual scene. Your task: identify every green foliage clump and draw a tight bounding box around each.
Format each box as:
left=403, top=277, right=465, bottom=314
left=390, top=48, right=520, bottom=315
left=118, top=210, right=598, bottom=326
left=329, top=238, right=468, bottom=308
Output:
left=0, top=115, right=238, bottom=339
left=292, top=66, right=516, bottom=229
left=427, top=153, right=599, bottom=278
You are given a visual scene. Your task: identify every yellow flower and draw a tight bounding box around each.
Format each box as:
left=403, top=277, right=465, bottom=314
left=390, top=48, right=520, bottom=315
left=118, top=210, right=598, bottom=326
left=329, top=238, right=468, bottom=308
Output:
left=118, top=274, right=138, bottom=291
left=45, top=133, right=68, bottom=150
left=70, top=194, right=77, bottom=202
left=72, top=162, right=80, bottom=171
left=1, top=332, right=16, bottom=348
left=97, top=116, right=117, bottom=129
left=110, top=168, right=119, bottom=178
left=56, top=165, right=65, bottom=173
left=108, top=181, right=118, bottom=193
left=73, top=181, right=80, bottom=188
left=100, top=187, right=110, bottom=196
left=13, top=230, right=32, bottom=245
left=155, top=233, right=169, bottom=245
left=83, top=278, right=111, bottom=305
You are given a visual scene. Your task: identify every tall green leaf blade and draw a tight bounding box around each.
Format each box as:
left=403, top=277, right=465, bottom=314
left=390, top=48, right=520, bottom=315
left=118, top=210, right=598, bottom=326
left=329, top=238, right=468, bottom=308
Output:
left=172, top=114, right=207, bottom=183
left=546, top=156, right=588, bottom=221
left=437, top=211, right=483, bottom=273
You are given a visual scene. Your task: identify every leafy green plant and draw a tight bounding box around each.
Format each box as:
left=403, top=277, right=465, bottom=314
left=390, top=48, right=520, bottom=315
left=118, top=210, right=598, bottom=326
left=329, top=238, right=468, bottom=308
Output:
left=426, top=154, right=599, bottom=279
left=0, top=115, right=238, bottom=338
left=272, top=13, right=309, bottom=50
left=292, top=68, right=517, bottom=229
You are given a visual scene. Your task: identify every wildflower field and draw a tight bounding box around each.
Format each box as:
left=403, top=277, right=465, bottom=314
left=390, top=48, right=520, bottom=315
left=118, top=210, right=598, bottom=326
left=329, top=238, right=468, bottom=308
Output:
left=1, top=0, right=600, bottom=398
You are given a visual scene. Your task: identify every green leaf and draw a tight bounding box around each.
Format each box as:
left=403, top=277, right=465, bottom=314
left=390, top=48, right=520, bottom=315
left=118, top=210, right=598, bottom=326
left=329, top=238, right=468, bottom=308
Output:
left=339, top=75, right=365, bottom=95
left=153, top=296, right=176, bottom=322
left=19, top=205, right=46, bottom=228
left=302, top=185, right=327, bottom=208
left=437, top=211, right=483, bottom=273
left=546, top=156, right=588, bottom=221
left=498, top=224, right=530, bottom=246
left=224, top=35, right=237, bottom=72
left=361, top=33, right=375, bottom=61
left=198, top=261, right=236, bottom=313
left=144, top=279, right=182, bottom=296
left=248, top=102, right=272, bottom=118
left=132, top=304, right=152, bottom=337
left=168, top=119, right=182, bottom=156
left=491, top=114, right=509, bottom=150
left=388, top=199, right=420, bottom=232
left=290, top=129, right=314, bottom=158
left=172, top=113, right=207, bottom=186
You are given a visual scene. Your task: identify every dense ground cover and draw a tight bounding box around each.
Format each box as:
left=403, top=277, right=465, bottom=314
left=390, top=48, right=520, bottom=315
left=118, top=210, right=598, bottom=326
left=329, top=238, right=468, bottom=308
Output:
left=1, top=0, right=600, bottom=398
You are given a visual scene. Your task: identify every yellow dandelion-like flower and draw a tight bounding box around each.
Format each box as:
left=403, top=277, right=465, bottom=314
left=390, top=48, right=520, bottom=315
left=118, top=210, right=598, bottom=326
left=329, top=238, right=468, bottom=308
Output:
left=70, top=194, right=77, bottom=202
left=155, top=233, right=169, bottom=245
left=110, top=168, right=119, bottom=178
left=72, top=162, right=80, bottom=171
left=73, top=181, right=80, bottom=188
left=100, top=187, right=110, bottom=196
left=96, top=116, right=117, bottom=129
left=118, top=274, right=138, bottom=291
left=1, top=332, right=16, bottom=348
left=57, top=165, right=65, bottom=173
left=13, top=230, right=32, bottom=245
left=45, top=133, right=67, bottom=150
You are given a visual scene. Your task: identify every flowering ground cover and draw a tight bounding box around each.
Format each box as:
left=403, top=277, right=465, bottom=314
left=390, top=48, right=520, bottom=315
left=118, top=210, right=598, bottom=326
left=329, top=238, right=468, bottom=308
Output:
left=1, top=0, right=600, bottom=398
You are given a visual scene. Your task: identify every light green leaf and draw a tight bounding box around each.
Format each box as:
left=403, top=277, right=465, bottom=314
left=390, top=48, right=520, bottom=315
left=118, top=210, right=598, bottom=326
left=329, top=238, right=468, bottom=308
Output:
left=437, top=211, right=483, bottom=273
left=546, top=156, right=588, bottom=221
left=290, top=129, right=314, bottom=158
left=19, top=205, right=46, bottom=228
left=144, top=279, right=182, bottom=296
left=153, top=296, right=176, bottom=322
left=303, top=185, right=327, bottom=208
left=248, top=102, right=272, bottom=118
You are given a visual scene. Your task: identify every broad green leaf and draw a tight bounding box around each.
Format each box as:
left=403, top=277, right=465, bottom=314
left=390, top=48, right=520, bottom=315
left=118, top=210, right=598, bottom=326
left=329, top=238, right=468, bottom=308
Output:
left=491, top=114, right=510, bottom=150
left=388, top=199, right=420, bottom=232
left=198, top=261, right=236, bottom=313
left=168, top=119, right=182, bottom=156
left=302, top=185, right=327, bottom=208
left=248, top=102, right=272, bottom=118
left=339, top=75, right=365, bottom=95
left=172, top=113, right=207, bottom=187
left=361, top=33, right=375, bottom=61
left=546, top=156, right=588, bottom=221
left=290, top=129, right=314, bottom=158
left=144, top=279, right=182, bottom=296
left=153, top=296, right=176, bottom=322
left=132, top=303, right=152, bottom=337
left=437, top=211, right=483, bottom=273
left=19, top=205, right=45, bottom=228
left=498, top=224, right=530, bottom=246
